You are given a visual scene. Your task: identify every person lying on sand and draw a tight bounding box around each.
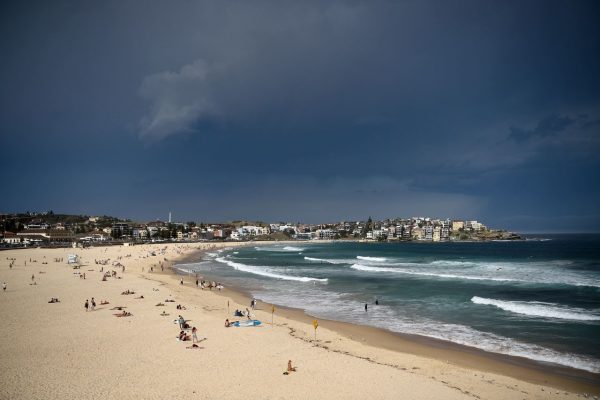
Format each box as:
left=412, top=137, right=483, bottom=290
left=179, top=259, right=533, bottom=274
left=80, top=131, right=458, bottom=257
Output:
left=156, top=303, right=165, bottom=306
left=224, top=319, right=239, bottom=327
left=110, top=306, right=126, bottom=310
left=165, top=299, right=175, bottom=302
left=114, top=311, right=132, bottom=317
left=48, top=298, right=60, bottom=303
left=121, top=290, right=135, bottom=295
left=135, top=295, right=144, bottom=299
left=100, top=300, right=109, bottom=305
left=160, top=311, right=169, bottom=316
left=186, top=344, right=202, bottom=349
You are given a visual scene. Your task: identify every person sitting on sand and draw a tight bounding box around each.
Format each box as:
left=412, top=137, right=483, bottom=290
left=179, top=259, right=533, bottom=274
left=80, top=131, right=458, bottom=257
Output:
left=186, top=344, right=201, bottom=349
left=225, top=319, right=239, bottom=327
left=178, top=331, right=190, bottom=341
left=283, top=360, right=297, bottom=374
left=48, top=297, right=60, bottom=303
left=287, top=360, right=297, bottom=372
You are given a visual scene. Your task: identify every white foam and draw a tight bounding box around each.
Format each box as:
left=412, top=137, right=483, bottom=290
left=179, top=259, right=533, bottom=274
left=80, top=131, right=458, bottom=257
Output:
left=304, top=257, right=349, bottom=264
left=349, top=262, right=600, bottom=288
left=215, top=257, right=327, bottom=283
left=283, top=246, right=305, bottom=251
left=390, top=320, right=600, bottom=373
left=254, top=246, right=305, bottom=252
left=256, top=288, right=600, bottom=373
left=350, top=264, right=518, bottom=283
left=357, top=256, right=387, bottom=262
left=471, top=297, right=600, bottom=321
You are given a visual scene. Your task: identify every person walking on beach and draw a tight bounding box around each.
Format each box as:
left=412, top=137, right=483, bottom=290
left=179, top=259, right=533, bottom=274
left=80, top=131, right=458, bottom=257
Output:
left=84, top=299, right=89, bottom=312
left=31, top=274, right=35, bottom=282
left=91, top=297, right=96, bottom=311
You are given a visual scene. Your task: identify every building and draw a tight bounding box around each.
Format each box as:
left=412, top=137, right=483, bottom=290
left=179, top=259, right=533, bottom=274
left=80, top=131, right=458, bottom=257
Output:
left=111, top=223, right=131, bottom=238
left=17, top=229, right=75, bottom=243
left=451, top=220, right=465, bottom=231
left=432, top=226, right=441, bottom=242
left=2, top=232, right=21, bottom=245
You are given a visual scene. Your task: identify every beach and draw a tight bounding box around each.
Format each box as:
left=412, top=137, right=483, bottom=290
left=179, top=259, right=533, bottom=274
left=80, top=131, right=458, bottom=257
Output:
left=0, top=243, right=598, bottom=399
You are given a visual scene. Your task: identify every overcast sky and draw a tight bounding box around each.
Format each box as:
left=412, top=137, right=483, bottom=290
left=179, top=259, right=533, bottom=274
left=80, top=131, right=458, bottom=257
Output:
left=1, top=1, right=599, bottom=232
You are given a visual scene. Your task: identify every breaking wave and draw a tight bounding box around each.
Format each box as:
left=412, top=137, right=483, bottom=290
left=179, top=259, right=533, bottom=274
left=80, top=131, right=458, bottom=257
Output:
left=304, top=257, right=349, bottom=264
left=356, top=256, right=387, bottom=262
left=471, top=297, right=600, bottom=321
left=215, top=257, right=326, bottom=283
left=255, top=246, right=305, bottom=252
left=349, top=263, right=600, bottom=288
left=350, top=263, right=518, bottom=283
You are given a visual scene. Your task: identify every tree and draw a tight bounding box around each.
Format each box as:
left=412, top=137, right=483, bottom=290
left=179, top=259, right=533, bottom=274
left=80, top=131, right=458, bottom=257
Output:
left=361, top=217, right=372, bottom=236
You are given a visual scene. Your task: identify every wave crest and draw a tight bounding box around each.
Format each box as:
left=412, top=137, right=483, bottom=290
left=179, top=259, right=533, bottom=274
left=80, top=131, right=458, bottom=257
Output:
left=356, top=256, right=387, bottom=262
left=215, top=257, right=326, bottom=283
left=471, top=297, right=600, bottom=321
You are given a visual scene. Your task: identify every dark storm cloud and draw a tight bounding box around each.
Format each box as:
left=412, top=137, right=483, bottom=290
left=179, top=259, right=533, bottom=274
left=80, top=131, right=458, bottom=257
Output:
left=509, top=115, right=575, bottom=143
left=1, top=0, right=600, bottom=231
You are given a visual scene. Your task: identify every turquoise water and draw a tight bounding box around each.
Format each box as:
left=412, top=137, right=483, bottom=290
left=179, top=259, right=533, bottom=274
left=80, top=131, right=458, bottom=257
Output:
left=181, top=234, right=600, bottom=373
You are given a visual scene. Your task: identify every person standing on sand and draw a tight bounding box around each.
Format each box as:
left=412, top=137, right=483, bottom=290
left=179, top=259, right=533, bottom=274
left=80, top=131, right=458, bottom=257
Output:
left=192, top=326, right=198, bottom=343
left=2, top=282, right=6, bottom=291
left=85, top=299, right=89, bottom=312
left=31, top=274, right=35, bottom=282
left=180, top=278, right=183, bottom=285
left=91, top=298, right=96, bottom=311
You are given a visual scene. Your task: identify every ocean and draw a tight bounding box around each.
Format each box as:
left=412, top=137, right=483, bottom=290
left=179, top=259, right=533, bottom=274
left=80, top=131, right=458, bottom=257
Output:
left=179, top=234, right=600, bottom=373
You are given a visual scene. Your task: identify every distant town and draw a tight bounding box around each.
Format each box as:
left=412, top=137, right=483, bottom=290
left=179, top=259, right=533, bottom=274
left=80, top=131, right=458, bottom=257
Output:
left=0, top=211, right=521, bottom=248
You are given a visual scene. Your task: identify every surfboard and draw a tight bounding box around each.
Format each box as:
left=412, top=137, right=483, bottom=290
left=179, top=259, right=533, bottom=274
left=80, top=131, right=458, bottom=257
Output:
left=233, top=320, right=261, bottom=327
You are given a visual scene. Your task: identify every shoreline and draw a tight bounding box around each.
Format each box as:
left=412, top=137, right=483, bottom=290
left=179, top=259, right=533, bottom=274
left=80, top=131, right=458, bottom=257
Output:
left=1, top=243, right=598, bottom=399
left=169, top=244, right=600, bottom=393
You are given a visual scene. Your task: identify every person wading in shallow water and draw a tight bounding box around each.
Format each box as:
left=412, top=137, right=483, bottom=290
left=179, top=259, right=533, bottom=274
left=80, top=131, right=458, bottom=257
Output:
left=365, top=303, right=368, bottom=312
